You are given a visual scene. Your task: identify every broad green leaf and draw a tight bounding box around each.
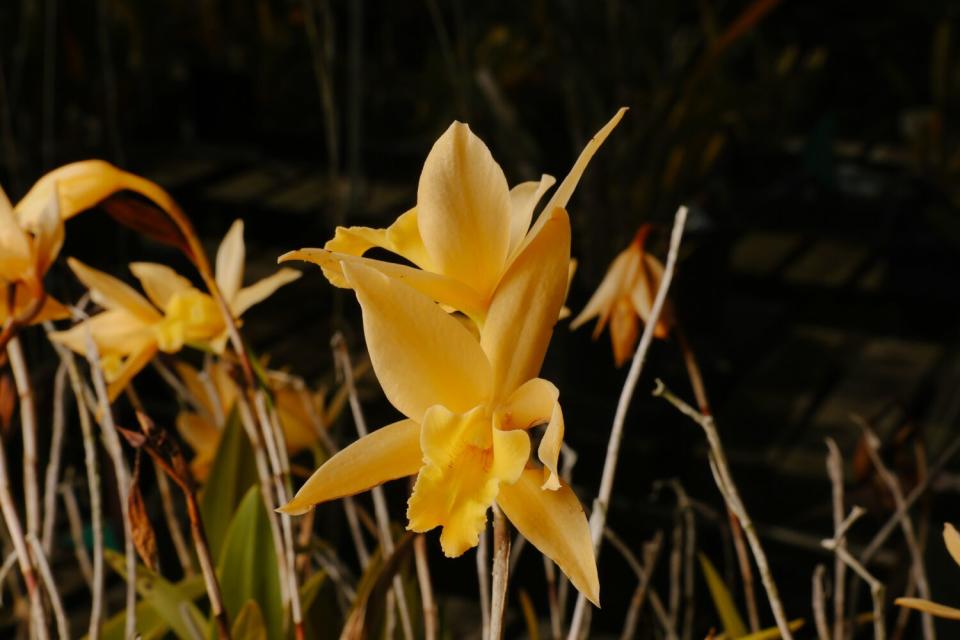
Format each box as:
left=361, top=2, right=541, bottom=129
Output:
left=232, top=600, right=268, bottom=640
left=341, top=534, right=415, bottom=639
left=217, top=486, right=284, bottom=640
left=200, top=408, right=256, bottom=559
left=100, top=549, right=208, bottom=640
left=699, top=552, right=748, bottom=638
left=298, top=570, right=339, bottom=640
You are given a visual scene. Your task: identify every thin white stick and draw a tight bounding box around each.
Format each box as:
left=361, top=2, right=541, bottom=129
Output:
left=825, top=438, right=847, bottom=640
left=7, top=337, right=40, bottom=538
left=654, top=380, right=795, bottom=639
left=414, top=535, right=438, bottom=640
left=567, top=205, right=688, bottom=639
left=60, top=479, right=94, bottom=587
left=812, top=564, right=830, bottom=640
left=822, top=507, right=884, bottom=640
left=489, top=505, right=511, bottom=640
left=27, top=533, right=68, bottom=639
left=41, top=361, right=68, bottom=553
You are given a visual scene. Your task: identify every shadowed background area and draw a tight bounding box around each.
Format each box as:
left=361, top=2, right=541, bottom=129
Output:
left=4, top=0, right=960, bottom=637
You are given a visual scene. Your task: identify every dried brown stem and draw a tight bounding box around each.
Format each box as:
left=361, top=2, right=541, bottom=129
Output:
left=490, top=505, right=511, bottom=640
left=414, top=534, right=438, bottom=640
left=7, top=337, right=39, bottom=539
left=26, top=533, right=68, bottom=638
left=40, top=360, right=67, bottom=553
left=568, top=205, right=688, bottom=640
left=825, top=438, right=847, bottom=640
left=619, top=532, right=666, bottom=640
left=477, top=528, right=491, bottom=640
left=822, top=507, right=884, bottom=640
left=813, top=564, right=830, bottom=640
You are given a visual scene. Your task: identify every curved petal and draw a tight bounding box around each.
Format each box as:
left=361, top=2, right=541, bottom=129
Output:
left=497, top=469, right=600, bottom=606
left=216, top=219, right=245, bottom=301
left=14, top=160, right=129, bottom=225
left=342, top=261, right=492, bottom=419
left=895, top=598, right=960, bottom=621
left=106, top=343, right=159, bottom=401
left=326, top=208, right=434, bottom=270
left=569, top=245, right=639, bottom=337
left=25, top=193, right=64, bottom=279
left=417, top=122, right=511, bottom=297
left=511, top=108, right=626, bottom=263
left=0, top=194, right=31, bottom=279
left=280, top=248, right=486, bottom=321
left=944, top=523, right=960, bottom=567
left=609, top=298, right=640, bottom=367
left=500, top=379, right=564, bottom=490
left=231, top=268, right=301, bottom=317
left=481, top=208, right=570, bottom=400
left=407, top=405, right=529, bottom=557
left=279, top=419, right=422, bottom=516
left=129, top=262, right=195, bottom=310
left=508, top=175, right=555, bottom=255
left=49, top=309, right=155, bottom=357
left=67, top=258, right=161, bottom=322
left=629, top=254, right=671, bottom=338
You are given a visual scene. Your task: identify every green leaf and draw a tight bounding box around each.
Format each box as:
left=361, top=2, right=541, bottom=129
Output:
left=217, top=486, right=284, bottom=640
left=341, top=534, right=415, bottom=640
left=200, top=407, right=257, bottom=559
left=299, top=570, right=340, bottom=640
left=699, top=552, right=748, bottom=638
left=98, top=549, right=208, bottom=640
left=232, top=600, right=268, bottom=640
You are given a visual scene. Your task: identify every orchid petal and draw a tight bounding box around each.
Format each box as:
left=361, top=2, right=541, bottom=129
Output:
left=497, top=469, right=600, bottom=606
left=417, top=122, right=511, bottom=298
left=105, top=343, right=159, bottom=401
left=326, top=208, right=434, bottom=270
left=231, top=268, right=301, bottom=317
left=341, top=261, right=492, bottom=419
left=944, top=523, right=960, bottom=567
left=280, top=248, right=486, bottom=321
left=570, top=244, right=640, bottom=338
left=49, top=309, right=155, bottom=357
left=216, top=219, right=245, bottom=302
left=129, top=262, right=195, bottom=310
left=67, top=258, right=161, bottom=322
left=481, top=208, right=570, bottom=400
left=280, top=419, right=422, bottom=515
left=26, top=194, right=64, bottom=279
left=501, top=379, right=564, bottom=490
left=407, top=405, right=529, bottom=557
left=895, top=598, right=960, bottom=621
left=609, top=298, right=640, bottom=367
left=508, top=175, right=555, bottom=255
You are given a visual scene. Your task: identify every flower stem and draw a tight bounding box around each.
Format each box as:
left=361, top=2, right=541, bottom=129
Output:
left=7, top=337, right=40, bottom=538
left=489, top=504, right=511, bottom=640
left=40, top=361, right=67, bottom=553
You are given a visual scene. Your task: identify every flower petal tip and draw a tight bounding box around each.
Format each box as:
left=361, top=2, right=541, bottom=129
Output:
left=276, top=502, right=311, bottom=516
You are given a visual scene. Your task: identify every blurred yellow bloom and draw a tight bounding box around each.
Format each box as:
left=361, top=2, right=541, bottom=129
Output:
left=280, top=109, right=626, bottom=324
left=896, top=523, right=960, bottom=620
left=280, top=208, right=600, bottom=605
left=571, top=225, right=673, bottom=367
left=50, top=219, right=299, bottom=399
left=0, top=184, right=68, bottom=326
left=174, top=360, right=342, bottom=481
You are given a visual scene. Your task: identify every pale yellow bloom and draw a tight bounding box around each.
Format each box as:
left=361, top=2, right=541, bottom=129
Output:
left=0, top=184, right=68, bottom=325
left=280, top=109, right=626, bottom=324
left=280, top=208, right=600, bottom=605
left=50, top=219, right=299, bottom=399
left=571, top=226, right=673, bottom=367
left=174, top=360, right=340, bottom=481
left=896, top=523, right=960, bottom=620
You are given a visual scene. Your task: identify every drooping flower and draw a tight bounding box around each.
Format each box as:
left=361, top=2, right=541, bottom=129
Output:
left=896, top=523, right=960, bottom=620
left=50, top=219, right=299, bottom=399
left=175, top=359, right=347, bottom=481
left=280, top=207, right=600, bottom=605
left=0, top=185, right=69, bottom=327
left=570, top=225, right=673, bottom=366
left=280, top=109, right=626, bottom=324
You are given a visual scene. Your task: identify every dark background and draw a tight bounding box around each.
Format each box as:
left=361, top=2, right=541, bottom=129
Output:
left=4, top=0, right=960, bottom=636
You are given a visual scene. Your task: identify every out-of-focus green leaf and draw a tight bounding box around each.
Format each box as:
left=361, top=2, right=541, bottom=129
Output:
left=99, top=549, right=208, bottom=640
left=217, top=486, right=284, bottom=640
left=715, top=618, right=805, bottom=639
left=232, top=600, right=268, bottom=640
left=299, top=570, right=340, bottom=640
left=200, top=408, right=256, bottom=559
left=341, top=534, right=415, bottom=640
left=699, top=552, right=748, bottom=638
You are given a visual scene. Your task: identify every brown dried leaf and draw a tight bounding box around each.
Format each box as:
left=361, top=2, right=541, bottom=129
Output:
left=0, top=374, right=14, bottom=436
left=129, top=450, right=159, bottom=572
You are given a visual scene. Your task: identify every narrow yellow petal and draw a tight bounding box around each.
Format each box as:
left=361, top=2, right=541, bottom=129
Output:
left=216, top=219, right=246, bottom=301
left=0, top=193, right=31, bottom=278
left=944, top=523, right=960, bottom=567
left=481, top=208, right=570, bottom=400
left=49, top=309, right=155, bottom=357
left=326, top=208, right=434, bottom=270
left=513, top=108, right=626, bottom=263
left=497, top=469, right=600, bottom=606
left=106, top=343, right=159, bottom=402
left=417, top=122, right=511, bottom=297
left=609, top=298, right=639, bottom=367
left=129, top=262, right=195, bottom=310
left=508, top=174, right=555, bottom=255
left=25, top=193, right=64, bottom=279
left=280, top=248, right=486, bottom=321
left=895, top=597, right=960, bottom=620
left=231, top=268, right=301, bottom=317
left=537, top=405, right=565, bottom=490
left=407, top=405, right=529, bottom=557
left=342, top=261, right=492, bottom=419
left=279, top=419, right=422, bottom=515
left=501, top=378, right=559, bottom=430
left=67, top=258, right=161, bottom=322
left=569, top=244, right=639, bottom=336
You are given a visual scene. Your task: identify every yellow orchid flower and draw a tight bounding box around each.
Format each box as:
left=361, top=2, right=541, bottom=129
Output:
left=280, top=109, right=626, bottom=324
left=570, top=225, right=674, bottom=367
left=280, top=207, right=600, bottom=605
left=896, top=523, right=960, bottom=620
left=50, top=219, right=300, bottom=399
left=174, top=359, right=346, bottom=481
left=0, top=184, right=69, bottom=327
